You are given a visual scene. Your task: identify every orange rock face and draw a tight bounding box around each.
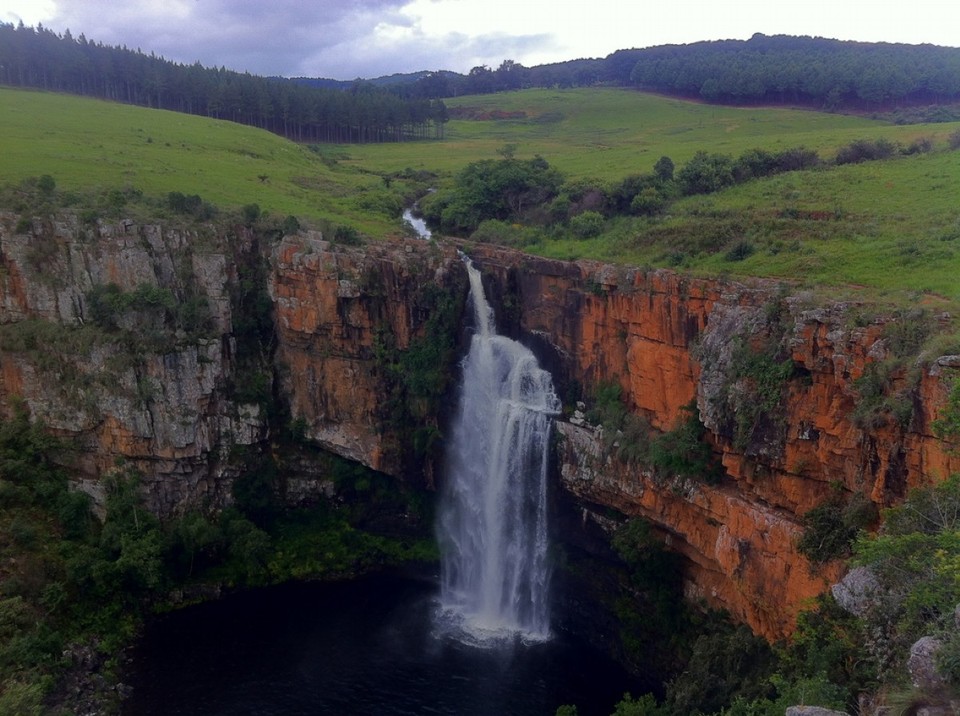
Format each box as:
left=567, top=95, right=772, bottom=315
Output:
left=268, top=233, right=465, bottom=479
left=467, top=245, right=960, bottom=640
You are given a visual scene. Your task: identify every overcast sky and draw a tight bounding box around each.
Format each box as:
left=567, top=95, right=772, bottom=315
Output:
left=4, top=0, right=960, bottom=80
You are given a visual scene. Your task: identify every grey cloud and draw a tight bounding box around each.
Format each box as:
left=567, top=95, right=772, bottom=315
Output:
left=300, top=30, right=555, bottom=79
left=47, top=0, right=433, bottom=78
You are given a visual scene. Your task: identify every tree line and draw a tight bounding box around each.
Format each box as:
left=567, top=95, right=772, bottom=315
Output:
left=623, top=33, right=960, bottom=109
left=393, top=34, right=960, bottom=114
left=0, top=22, right=449, bottom=143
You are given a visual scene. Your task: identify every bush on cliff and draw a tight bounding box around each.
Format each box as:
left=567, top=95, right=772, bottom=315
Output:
left=850, top=475, right=960, bottom=690
left=797, top=491, right=877, bottom=565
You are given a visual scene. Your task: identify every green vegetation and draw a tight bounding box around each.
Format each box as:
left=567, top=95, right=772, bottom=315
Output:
left=373, top=278, right=468, bottom=471
left=587, top=384, right=716, bottom=482
left=339, top=87, right=960, bottom=309
left=853, top=476, right=960, bottom=684
left=586, top=475, right=960, bottom=715
left=86, top=282, right=213, bottom=343
left=933, top=377, right=960, bottom=446
left=0, top=88, right=415, bottom=236
left=421, top=154, right=563, bottom=233
left=4, top=86, right=960, bottom=309
left=561, top=515, right=859, bottom=716
left=343, top=87, right=899, bottom=179
left=625, top=34, right=960, bottom=109
left=0, top=402, right=434, bottom=712
left=797, top=490, right=878, bottom=565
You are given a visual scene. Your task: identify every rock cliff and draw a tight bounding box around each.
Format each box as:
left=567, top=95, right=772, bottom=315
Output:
left=2, top=214, right=957, bottom=640
left=464, top=245, right=960, bottom=639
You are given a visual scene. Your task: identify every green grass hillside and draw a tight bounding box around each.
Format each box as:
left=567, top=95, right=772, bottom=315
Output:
left=0, top=88, right=403, bottom=234
left=340, top=87, right=953, bottom=179
left=342, top=88, right=960, bottom=305
left=530, top=150, right=960, bottom=302
left=3, top=86, right=960, bottom=307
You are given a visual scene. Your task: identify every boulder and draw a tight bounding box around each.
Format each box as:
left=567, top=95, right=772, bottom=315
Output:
left=907, top=636, right=945, bottom=691
left=785, top=706, right=849, bottom=716
left=831, top=566, right=881, bottom=617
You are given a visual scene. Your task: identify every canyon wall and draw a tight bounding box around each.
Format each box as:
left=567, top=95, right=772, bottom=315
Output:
left=2, top=214, right=958, bottom=640
left=465, top=246, right=960, bottom=639
left=0, top=215, right=463, bottom=512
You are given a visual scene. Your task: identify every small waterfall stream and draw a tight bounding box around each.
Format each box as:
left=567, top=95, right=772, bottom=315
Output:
left=437, top=256, right=561, bottom=642
left=402, top=208, right=432, bottom=239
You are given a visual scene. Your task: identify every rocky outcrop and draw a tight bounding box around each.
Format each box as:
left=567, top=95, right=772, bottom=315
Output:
left=831, top=566, right=882, bottom=617
left=268, top=233, right=465, bottom=480
left=465, top=245, right=960, bottom=639
left=909, top=636, right=947, bottom=691
left=0, top=214, right=261, bottom=514
left=0, top=214, right=466, bottom=512
left=785, top=707, right=849, bottom=716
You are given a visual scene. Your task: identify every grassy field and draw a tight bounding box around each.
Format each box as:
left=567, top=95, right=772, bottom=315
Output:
left=338, top=87, right=956, bottom=180
left=2, top=85, right=959, bottom=308
left=529, top=150, right=960, bottom=303
left=0, top=87, right=401, bottom=234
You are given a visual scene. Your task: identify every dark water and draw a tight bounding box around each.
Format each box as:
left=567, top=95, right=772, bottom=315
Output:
left=123, top=573, right=645, bottom=716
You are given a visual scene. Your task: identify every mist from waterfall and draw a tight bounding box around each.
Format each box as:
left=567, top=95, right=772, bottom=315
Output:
left=437, top=256, right=561, bottom=643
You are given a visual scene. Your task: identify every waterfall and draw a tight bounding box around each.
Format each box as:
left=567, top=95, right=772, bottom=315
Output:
left=437, top=256, right=561, bottom=643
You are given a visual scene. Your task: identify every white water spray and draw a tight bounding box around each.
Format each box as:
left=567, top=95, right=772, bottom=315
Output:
left=437, top=257, right=560, bottom=642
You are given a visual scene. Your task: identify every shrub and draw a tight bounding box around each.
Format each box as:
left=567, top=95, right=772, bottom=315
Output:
left=797, top=492, right=877, bottom=564
left=281, top=215, right=300, bottom=235
left=241, top=203, right=261, bottom=226
left=903, top=137, right=934, bottom=155
left=853, top=475, right=960, bottom=675
left=630, top=187, right=667, bottom=216
left=933, top=377, right=960, bottom=444
left=647, top=404, right=715, bottom=481
left=948, top=129, right=960, bottom=151
left=166, top=191, right=215, bottom=219
left=610, top=693, right=668, bottom=715
left=569, top=210, right=605, bottom=238
left=653, top=155, right=675, bottom=182
left=36, top=175, right=55, bottom=196
left=677, top=151, right=735, bottom=195
left=835, top=138, right=899, bottom=165
left=883, top=307, right=932, bottom=359
left=733, top=148, right=778, bottom=181
left=333, top=225, right=362, bottom=245
left=471, top=219, right=541, bottom=247
left=774, top=146, right=821, bottom=172
left=724, top=240, right=755, bottom=262
left=664, top=623, right=777, bottom=714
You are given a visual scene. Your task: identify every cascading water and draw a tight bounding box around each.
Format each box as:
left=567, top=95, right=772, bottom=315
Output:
left=437, top=256, right=561, bottom=643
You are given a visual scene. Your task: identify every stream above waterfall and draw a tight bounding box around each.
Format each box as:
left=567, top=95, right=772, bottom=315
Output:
left=402, top=208, right=432, bottom=239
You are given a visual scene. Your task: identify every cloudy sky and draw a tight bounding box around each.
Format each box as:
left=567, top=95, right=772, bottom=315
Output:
left=4, top=0, right=960, bottom=80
